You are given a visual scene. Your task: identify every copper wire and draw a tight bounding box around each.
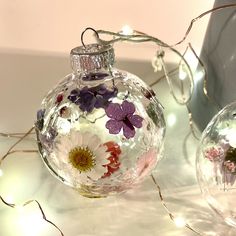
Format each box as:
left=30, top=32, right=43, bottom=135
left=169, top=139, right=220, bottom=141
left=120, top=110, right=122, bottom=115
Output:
left=0, top=126, right=65, bottom=236
left=172, top=3, right=236, bottom=47
left=0, top=196, right=64, bottom=236
left=151, top=174, right=204, bottom=235
left=0, top=126, right=35, bottom=165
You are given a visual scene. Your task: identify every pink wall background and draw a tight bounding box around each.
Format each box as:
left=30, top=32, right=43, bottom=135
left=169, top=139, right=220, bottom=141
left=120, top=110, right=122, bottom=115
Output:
left=0, top=0, right=214, bottom=60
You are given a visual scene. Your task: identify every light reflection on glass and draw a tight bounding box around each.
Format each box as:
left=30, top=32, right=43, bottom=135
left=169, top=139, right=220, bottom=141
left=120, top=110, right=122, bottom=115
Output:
left=167, top=113, right=176, bottom=127
left=0, top=169, right=3, bottom=177
left=17, top=207, right=45, bottom=236
left=174, top=216, right=186, bottom=228
left=194, top=70, right=204, bottom=83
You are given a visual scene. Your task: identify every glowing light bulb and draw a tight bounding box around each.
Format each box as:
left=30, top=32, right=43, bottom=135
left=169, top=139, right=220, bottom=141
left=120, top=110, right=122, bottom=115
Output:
left=179, top=64, right=187, bottom=80
left=167, top=113, right=176, bottom=127
left=16, top=205, right=24, bottom=213
left=121, top=25, right=133, bottom=35
left=194, top=70, right=204, bottom=83
left=0, top=169, right=3, bottom=177
left=174, top=217, right=186, bottom=228
left=5, top=195, right=14, bottom=204
left=17, top=208, right=44, bottom=236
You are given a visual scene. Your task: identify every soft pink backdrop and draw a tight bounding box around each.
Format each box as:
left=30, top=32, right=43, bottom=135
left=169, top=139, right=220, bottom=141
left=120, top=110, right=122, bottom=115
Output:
left=0, top=0, right=214, bottom=59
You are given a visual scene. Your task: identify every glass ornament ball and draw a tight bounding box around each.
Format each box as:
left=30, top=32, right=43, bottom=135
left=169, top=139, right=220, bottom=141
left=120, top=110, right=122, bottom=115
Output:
left=35, top=43, right=166, bottom=198
left=196, top=101, right=236, bottom=227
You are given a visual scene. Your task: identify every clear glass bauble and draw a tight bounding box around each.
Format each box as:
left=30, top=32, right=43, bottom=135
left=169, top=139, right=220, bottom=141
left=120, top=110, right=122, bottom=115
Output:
left=35, top=43, right=165, bottom=198
left=196, top=101, right=236, bottom=227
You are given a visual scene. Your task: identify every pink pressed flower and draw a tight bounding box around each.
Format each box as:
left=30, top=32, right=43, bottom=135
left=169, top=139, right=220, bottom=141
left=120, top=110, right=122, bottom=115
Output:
left=204, top=146, right=224, bottom=162
left=136, top=148, right=157, bottom=178
left=102, top=141, right=121, bottom=178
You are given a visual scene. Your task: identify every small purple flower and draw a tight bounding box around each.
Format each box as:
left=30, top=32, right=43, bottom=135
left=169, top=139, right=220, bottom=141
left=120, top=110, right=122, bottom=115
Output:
left=36, top=109, right=45, bottom=131
left=82, top=72, right=109, bottom=81
left=105, top=100, right=143, bottom=139
left=68, top=84, right=117, bottom=112
left=67, top=89, right=80, bottom=103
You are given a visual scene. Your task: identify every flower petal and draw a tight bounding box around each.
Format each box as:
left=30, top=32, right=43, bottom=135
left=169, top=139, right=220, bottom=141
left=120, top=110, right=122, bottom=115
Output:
left=82, top=73, right=109, bottom=81
left=81, top=132, right=94, bottom=147
left=68, top=89, right=80, bottom=103
left=89, top=167, right=107, bottom=180
left=127, top=114, right=143, bottom=128
left=105, top=119, right=122, bottom=134
left=105, top=103, right=124, bottom=120
left=87, top=135, right=101, bottom=151
left=122, top=123, right=135, bottom=139
left=95, top=148, right=110, bottom=165
left=79, top=95, right=96, bottom=112
left=102, top=87, right=118, bottom=100
left=94, top=95, right=108, bottom=109
left=75, top=172, right=89, bottom=183
left=121, top=100, right=135, bottom=115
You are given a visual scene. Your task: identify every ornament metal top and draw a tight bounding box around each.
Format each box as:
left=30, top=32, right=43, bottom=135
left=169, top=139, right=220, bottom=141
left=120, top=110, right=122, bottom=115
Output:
left=35, top=37, right=165, bottom=198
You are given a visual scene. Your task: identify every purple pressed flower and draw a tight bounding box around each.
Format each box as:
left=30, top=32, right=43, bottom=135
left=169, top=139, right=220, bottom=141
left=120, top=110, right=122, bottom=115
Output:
left=105, top=100, right=143, bottom=139
left=82, top=72, right=109, bottom=81
left=59, top=106, right=71, bottom=118
left=67, top=89, right=80, bottom=103
left=68, top=84, right=117, bottom=112
left=36, top=109, right=45, bottom=131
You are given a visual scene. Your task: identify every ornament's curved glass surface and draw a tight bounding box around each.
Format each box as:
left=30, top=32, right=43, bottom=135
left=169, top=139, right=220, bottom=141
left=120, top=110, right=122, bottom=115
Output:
left=196, top=101, right=236, bottom=228
left=35, top=44, right=165, bottom=197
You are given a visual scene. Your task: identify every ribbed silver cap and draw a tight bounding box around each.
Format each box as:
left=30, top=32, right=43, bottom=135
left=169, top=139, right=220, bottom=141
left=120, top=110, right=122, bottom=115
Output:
left=70, top=43, right=115, bottom=72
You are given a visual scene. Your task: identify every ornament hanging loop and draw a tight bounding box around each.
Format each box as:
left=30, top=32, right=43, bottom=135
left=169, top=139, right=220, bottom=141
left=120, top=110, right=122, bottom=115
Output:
left=81, top=27, right=100, bottom=48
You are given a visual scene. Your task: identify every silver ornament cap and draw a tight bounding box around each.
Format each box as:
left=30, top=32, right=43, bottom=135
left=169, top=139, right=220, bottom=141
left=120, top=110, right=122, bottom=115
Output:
left=70, top=43, right=115, bottom=73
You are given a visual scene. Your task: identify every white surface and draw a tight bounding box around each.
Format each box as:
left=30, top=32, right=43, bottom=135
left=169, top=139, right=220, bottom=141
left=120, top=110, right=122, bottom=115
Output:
left=0, top=51, right=236, bottom=235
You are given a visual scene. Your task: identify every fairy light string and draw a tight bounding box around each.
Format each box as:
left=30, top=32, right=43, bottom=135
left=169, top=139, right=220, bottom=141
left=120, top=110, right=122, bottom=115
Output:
left=0, top=196, right=64, bottom=236
left=1, top=3, right=236, bottom=236
left=0, top=128, right=64, bottom=236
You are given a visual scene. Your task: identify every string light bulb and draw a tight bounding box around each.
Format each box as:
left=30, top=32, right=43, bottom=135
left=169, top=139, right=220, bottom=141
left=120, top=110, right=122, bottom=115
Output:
left=179, top=63, right=187, bottom=80
left=167, top=113, right=177, bottom=127
left=174, top=217, right=186, bottom=228
left=120, top=25, right=133, bottom=35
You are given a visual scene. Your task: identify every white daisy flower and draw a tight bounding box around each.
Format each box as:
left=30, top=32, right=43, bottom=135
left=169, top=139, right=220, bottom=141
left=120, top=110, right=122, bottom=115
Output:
left=52, top=130, right=110, bottom=184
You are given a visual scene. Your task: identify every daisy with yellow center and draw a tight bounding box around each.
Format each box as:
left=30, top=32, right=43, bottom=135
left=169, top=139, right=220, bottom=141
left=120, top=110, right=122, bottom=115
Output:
left=53, top=130, right=110, bottom=184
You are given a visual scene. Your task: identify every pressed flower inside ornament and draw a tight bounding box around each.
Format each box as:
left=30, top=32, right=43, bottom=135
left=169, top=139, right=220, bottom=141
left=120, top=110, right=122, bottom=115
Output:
left=196, top=101, right=236, bottom=228
left=35, top=31, right=165, bottom=198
